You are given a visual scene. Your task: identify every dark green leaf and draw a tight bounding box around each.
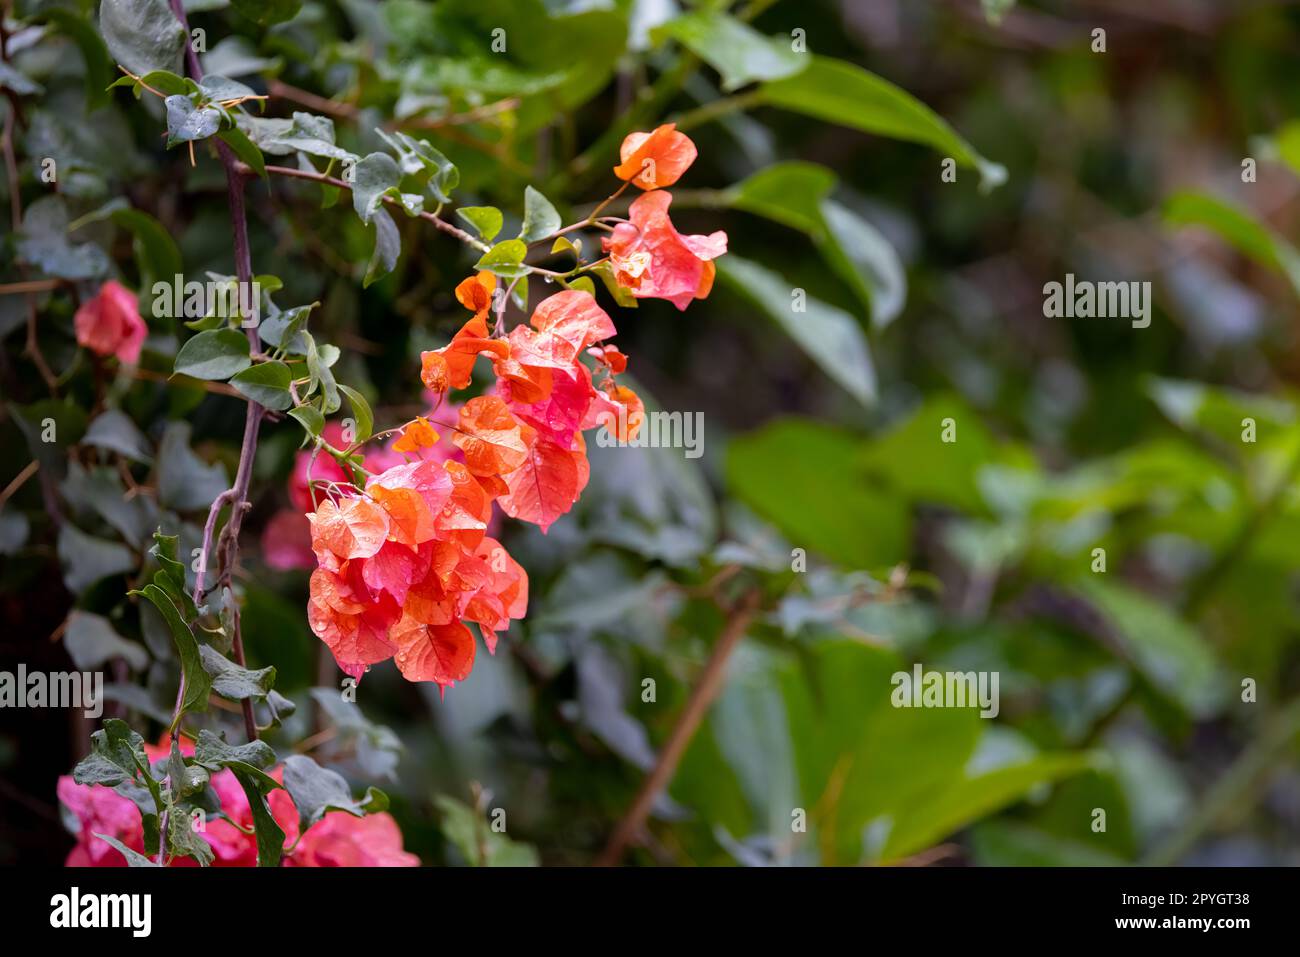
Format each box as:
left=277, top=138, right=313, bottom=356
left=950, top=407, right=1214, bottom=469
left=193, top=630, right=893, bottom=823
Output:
left=230, top=361, right=294, bottom=411
left=174, top=329, right=251, bottom=380
left=281, top=754, right=388, bottom=834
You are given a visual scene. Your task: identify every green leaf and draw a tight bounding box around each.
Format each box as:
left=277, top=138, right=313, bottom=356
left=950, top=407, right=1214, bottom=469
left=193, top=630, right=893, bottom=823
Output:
left=435, top=795, right=540, bottom=866
left=1072, top=578, right=1227, bottom=718
left=165, top=95, right=222, bottom=147
left=258, top=303, right=314, bottom=353
left=16, top=196, right=110, bottom=280
left=37, top=9, right=115, bottom=109
left=137, top=70, right=195, bottom=96
left=457, top=206, right=504, bottom=242
left=717, top=255, right=876, bottom=407
left=157, top=422, right=229, bottom=512
left=83, top=409, right=153, bottom=463
left=98, top=0, right=186, bottom=76
left=165, top=738, right=210, bottom=800
left=337, top=384, right=373, bottom=442
left=231, top=361, right=294, bottom=411
left=1163, top=191, right=1300, bottom=298
left=238, top=112, right=356, bottom=163
left=174, top=329, right=251, bottom=380
left=72, top=719, right=150, bottom=787
left=148, top=529, right=199, bottom=621
left=80, top=204, right=184, bottom=296
left=377, top=130, right=459, bottom=204
left=281, top=754, right=388, bottom=834
left=0, top=61, right=42, bottom=96
left=133, top=583, right=212, bottom=720
left=57, top=523, right=136, bottom=593
left=192, top=730, right=277, bottom=778
left=92, top=833, right=159, bottom=866
left=231, top=0, right=302, bottom=26
left=167, top=804, right=215, bottom=866
left=64, top=612, right=149, bottom=671
left=653, top=11, right=807, bottom=91
left=365, top=207, right=401, bottom=287
left=217, top=128, right=266, bottom=179
left=304, top=334, right=340, bottom=413
left=759, top=56, right=1007, bottom=191
left=198, top=645, right=276, bottom=702
left=518, top=185, right=561, bottom=243
left=715, top=180, right=898, bottom=332
left=229, top=766, right=286, bottom=867
left=475, top=238, right=529, bottom=280
left=288, top=404, right=325, bottom=437
left=352, top=152, right=403, bottom=224
left=727, top=419, right=909, bottom=569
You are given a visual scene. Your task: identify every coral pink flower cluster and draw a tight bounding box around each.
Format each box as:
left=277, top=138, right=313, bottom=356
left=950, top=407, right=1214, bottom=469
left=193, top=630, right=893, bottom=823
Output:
left=304, top=274, right=642, bottom=689
left=301, top=125, right=726, bottom=690
left=58, top=741, right=418, bottom=867
left=605, top=124, right=728, bottom=310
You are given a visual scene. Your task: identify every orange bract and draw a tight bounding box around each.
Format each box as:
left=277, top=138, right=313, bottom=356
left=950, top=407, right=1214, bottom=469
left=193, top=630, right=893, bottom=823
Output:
left=455, top=270, right=496, bottom=315
left=391, top=416, right=439, bottom=453
left=613, top=123, right=698, bottom=190
left=451, top=395, right=536, bottom=476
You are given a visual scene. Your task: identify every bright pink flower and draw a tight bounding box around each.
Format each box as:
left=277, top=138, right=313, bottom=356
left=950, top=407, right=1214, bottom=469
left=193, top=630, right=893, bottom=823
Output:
left=602, top=191, right=727, bottom=311
left=58, top=740, right=419, bottom=867
left=74, top=280, right=147, bottom=364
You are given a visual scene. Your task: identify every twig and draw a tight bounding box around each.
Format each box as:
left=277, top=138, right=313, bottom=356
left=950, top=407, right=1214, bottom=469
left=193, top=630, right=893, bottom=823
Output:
left=0, top=459, right=38, bottom=510
left=247, top=162, right=490, bottom=252
left=171, top=0, right=260, bottom=744
left=596, top=589, right=761, bottom=865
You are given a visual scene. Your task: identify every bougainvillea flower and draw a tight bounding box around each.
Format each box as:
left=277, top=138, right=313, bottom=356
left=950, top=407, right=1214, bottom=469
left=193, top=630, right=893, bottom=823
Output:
left=420, top=311, right=509, bottom=393
left=588, top=344, right=628, bottom=374
left=452, top=395, right=537, bottom=477
left=530, top=289, right=618, bottom=353
left=589, top=383, right=645, bottom=443
left=613, top=123, right=698, bottom=190
left=602, top=191, right=728, bottom=310
left=391, top=416, right=439, bottom=453
left=498, top=433, right=589, bottom=533
left=58, top=740, right=419, bottom=867
left=74, top=280, right=147, bottom=365
left=455, top=270, right=496, bottom=315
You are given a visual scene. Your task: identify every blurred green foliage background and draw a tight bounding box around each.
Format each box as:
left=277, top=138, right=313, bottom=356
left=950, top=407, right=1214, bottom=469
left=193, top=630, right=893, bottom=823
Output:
left=3, top=0, right=1300, bottom=866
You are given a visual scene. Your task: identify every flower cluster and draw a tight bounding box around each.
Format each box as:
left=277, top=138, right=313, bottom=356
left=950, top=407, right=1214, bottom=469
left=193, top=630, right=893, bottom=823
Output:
left=605, top=124, right=728, bottom=310
left=58, top=741, right=418, bottom=867
left=301, top=125, right=727, bottom=690
left=303, top=275, right=641, bottom=689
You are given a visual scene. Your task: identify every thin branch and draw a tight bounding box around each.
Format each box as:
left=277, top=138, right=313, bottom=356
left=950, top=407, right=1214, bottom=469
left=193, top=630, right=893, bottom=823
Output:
left=170, top=0, right=259, bottom=744
left=596, top=589, right=761, bottom=866
left=247, top=162, right=490, bottom=252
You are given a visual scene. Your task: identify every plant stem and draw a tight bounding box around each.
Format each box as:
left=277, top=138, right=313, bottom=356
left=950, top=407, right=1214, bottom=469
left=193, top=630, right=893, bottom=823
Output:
left=1144, top=697, right=1300, bottom=866
left=249, top=163, right=490, bottom=253
left=171, top=0, right=259, bottom=743
left=596, top=589, right=761, bottom=866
